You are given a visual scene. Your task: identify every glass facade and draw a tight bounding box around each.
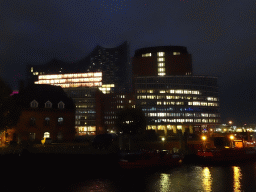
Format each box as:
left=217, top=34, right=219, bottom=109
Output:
left=134, top=76, right=220, bottom=133
left=65, top=87, right=99, bottom=135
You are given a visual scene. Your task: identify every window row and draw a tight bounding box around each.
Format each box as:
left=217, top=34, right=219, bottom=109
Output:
left=30, top=100, right=65, bottom=109
left=188, top=102, right=218, bottom=106
left=78, top=126, right=96, bottom=132
left=149, top=119, right=218, bottom=123
left=76, top=105, right=95, bottom=108
left=141, top=52, right=180, bottom=57
left=145, top=113, right=218, bottom=117
left=30, top=117, right=63, bottom=126
left=137, top=95, right=201, bottom=99
left=137, top=90, right=202, bottom=95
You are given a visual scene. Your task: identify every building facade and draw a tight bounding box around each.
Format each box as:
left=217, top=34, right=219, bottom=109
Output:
left=64, top=87, right=105, bottom=135
left=27, top=41, right=131, bottom=93
left=132, top=46, right=192, bottom=78
left=134, top=76, right=220, bottom=135
left=132, top=46, right=220, bottom=135
left=6, top=85, right=76, bottom=143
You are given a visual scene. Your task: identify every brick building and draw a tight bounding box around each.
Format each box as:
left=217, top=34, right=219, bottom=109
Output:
left=6, top=84, right=76, bottom=143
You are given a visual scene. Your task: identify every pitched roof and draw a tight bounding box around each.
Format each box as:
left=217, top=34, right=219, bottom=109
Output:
left=16, top=84, right=75, bottom=110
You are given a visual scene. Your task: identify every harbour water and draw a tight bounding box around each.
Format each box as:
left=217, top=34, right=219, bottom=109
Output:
left=60, top=162, right=256, bottom=192
left=3, top=153, right=256, bottom=191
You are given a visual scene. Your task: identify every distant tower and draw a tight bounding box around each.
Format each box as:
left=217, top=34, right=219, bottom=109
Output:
left=132, top=46, right=192, bottom=77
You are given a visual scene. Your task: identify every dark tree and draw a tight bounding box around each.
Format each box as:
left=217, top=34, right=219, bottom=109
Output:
left=116, top=107, right=146, bottom=135
left=0, top=78, right=21, bottom=132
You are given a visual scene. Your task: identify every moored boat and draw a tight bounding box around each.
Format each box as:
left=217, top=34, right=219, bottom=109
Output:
left=195, top=147, right=256, bottom=163
left=118, top=150, right=183, bottom=169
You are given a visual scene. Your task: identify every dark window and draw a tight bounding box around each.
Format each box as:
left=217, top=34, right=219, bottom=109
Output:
left=30, top=100, right=38, bottom=108
left=58, top=101, right=65, bottom=109
left=30, top=117, right=36, bottom=126
left=45, top=101, right=52, bottom=108
left=45, top=117, right=50, bottom=126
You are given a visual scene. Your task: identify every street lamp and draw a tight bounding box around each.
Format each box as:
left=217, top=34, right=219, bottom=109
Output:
left=162, top=137, right=165, bottom=149
left=230, top=135, right=234, bottom=148
left=229, top=121, right=233, bottom=132
left=202, top=135, right=207, bottom=150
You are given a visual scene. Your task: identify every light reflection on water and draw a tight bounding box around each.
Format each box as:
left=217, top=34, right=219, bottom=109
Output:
left=65, top=163, right=256, bottom=192
left=202, top=167, right=212, bottom=192
left=233, top=166, right=242, bottom=192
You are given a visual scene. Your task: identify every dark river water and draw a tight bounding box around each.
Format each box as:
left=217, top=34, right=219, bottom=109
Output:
left=3, top=154, right=256, bottom=192
left=41, top=162, right=256, bottom=192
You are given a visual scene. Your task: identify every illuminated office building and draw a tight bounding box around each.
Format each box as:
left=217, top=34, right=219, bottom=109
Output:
left=34, top=72, right=102, bottom=88
left=34, top=72, right=105, bottom=135
left=27, top=41, right=130, bottom=93
left=64, top=87, right=104, bottom=136
left=133, top=46, right=220, bottom=135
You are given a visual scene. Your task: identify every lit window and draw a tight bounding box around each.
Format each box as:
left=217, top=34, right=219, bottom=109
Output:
left=209, top=119, right=215, bottom=123
left=175, top=90, right=183, bottom=94
left=201, top=102, right=207, bottom=106
left=158, top=73, right=166, bottom=76
left=166, top=96, right=173, bottom=99
left=142, top=53, right=152, bottom=57
left=201, top=113, right=208, bottom=117
left=30, top=100, right=38, bottom=108
left=58, top=117, right=64, bottom=125
left=193, top=102, right=200, bottom=106
left=202, top=119, right=208, bottom=123
left=44, top=132, right=50, bottom=138
left=184, top=90, right=192, bottom=94
left=157, top=58, right=165, bottom=62
left=45, top=101, right=52, bottom=108
left=158, top=63, right=165, bottom=67
left=31, top=67, right=33, bottom=72
left=192, top=91, right=200, bottom=95
left=158, top=68, right=165, bottom=72
left=173, top=52, right=180, bottom=55
left=157, top=52, right=165, bottom=57
left=185, top=113, right=193, bottom=117
left=158, top=113, right=166, bottom=117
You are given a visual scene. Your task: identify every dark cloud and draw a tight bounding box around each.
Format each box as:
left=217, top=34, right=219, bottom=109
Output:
left=0, top=0, right=255, bottom=124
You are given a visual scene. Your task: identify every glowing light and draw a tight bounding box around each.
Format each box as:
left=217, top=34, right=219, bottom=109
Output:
left=35, top=72, right=102, bottom=88
left=202, top=167, right=212, bottom=192
left=233, top=166, right=242, bottom=192
left=202, top=136, right=207, bottom=141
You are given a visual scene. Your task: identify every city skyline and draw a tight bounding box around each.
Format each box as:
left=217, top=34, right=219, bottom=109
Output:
left=0, top=0, right=255, bottom=125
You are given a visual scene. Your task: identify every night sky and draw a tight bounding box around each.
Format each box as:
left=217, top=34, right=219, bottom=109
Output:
left=0, top=0, right=255, bottom=125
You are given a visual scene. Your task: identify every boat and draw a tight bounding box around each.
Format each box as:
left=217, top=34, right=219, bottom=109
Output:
left=118, top=150, right=183, bottom=169
left=195, top=147, right=256, bottom=164
left=186, top=135, right=256, bottom=164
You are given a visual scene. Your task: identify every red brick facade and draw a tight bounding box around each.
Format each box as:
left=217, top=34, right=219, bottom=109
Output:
left=7, top=108, right=75, bottom=143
